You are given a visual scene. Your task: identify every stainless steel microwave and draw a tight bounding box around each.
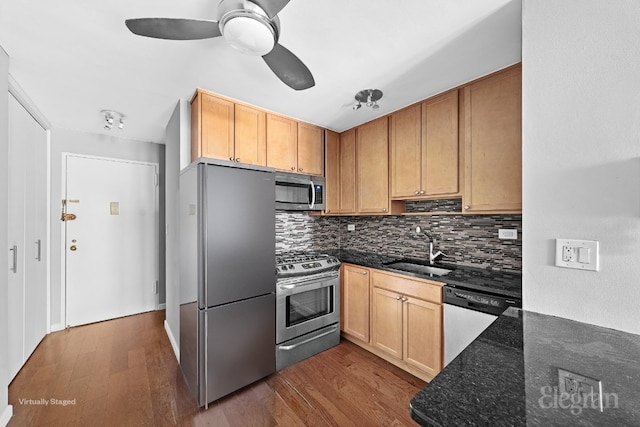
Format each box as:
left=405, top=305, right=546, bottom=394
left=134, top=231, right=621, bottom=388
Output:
left=275, top=172, right=325, bottom=211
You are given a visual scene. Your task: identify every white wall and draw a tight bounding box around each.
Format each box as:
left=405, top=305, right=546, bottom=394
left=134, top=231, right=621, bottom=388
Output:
left=522, top=0, right=640, bottom=334
left=49, top=129, right=164, bottom=330
left=163, top=99, right=190, bottom=360
left=0, top=44, right=13, bottom=427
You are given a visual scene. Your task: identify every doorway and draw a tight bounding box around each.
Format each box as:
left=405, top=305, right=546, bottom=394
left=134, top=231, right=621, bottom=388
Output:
left=63, top=154, right=159, bottom=327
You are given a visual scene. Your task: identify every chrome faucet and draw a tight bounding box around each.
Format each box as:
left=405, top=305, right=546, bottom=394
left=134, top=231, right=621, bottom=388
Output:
left=425, top=232, right=446, bottom=265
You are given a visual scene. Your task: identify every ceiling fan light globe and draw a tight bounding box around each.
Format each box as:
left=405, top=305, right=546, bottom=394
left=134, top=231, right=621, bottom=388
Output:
left=220, top=15, right=275, bottom=56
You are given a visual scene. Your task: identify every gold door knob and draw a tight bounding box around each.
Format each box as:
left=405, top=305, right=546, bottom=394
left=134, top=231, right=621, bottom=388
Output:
left=70, top=245, right=77, bottom=251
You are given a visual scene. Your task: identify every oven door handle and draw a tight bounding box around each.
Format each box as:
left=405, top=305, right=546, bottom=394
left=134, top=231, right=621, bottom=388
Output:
left=278, top=326, right=339, bottom=351
left=278, top=274, right=338, bottom=294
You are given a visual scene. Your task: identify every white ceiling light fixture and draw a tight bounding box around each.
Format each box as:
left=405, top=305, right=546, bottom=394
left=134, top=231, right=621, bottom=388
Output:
left=218, top=0, right=279, bottom=56
left=102, top=110, right=125, bottom=131
left=353, top=89, right=383, bottom=111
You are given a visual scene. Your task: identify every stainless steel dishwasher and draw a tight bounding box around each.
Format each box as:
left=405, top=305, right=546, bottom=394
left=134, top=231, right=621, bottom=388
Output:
left=443, top=286, right=521, bottom=366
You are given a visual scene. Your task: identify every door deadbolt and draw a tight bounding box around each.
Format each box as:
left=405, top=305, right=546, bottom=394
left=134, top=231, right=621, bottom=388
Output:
left=70, top=245, right=77, bottom=251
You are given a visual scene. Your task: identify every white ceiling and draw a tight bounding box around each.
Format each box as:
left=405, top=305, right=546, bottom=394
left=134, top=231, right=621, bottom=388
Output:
left=0, top=0, right=521, bottom=144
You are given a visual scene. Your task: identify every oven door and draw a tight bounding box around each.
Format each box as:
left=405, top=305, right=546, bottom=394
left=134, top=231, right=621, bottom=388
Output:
left=276, top=272, right=339, bottom=344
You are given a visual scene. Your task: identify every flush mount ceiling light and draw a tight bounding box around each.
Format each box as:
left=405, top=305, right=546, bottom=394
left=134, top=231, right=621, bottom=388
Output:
left=218, top=1, right=279, bottom=56
left=353, top=89, right=383, bottom=111
left=101, top=110, right=125, bottom=131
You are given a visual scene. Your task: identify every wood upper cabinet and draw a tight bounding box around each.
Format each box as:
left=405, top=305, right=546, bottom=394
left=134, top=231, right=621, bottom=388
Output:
left=370, top=270, right=443, bottom=378
left=266, top=115, right=324, bottom=176
left=325, top=130, right=340, bottom=214
left=390, top=90, right=459, bottom=199
left=463, top=65, right=522, bottom=213
left=191, top=91, right=234, bottom=162
left=356, top=117, right=392, bottom=213
left=234, top=103, right=266, bottom=166
left=191, top=90, right=266, bottom=167
left=422, top=90, right=459, bottom=196
left=341, top=264, right=371, bottom=343
left=297, top=122, right=324, bottom=176
left=339, top=129, right=357, bottom=213
left=266, top=113, right=298, bottom=172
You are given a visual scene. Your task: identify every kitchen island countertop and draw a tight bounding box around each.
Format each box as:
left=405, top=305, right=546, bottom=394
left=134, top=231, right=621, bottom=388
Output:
left=409, top=307, right=640, bottom=426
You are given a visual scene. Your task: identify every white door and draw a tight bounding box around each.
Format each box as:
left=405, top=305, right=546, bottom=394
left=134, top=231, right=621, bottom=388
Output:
left=64, top=155, right=158, bottom=327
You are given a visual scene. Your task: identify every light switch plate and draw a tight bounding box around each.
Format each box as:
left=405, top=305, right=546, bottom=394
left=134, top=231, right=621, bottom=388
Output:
left=555, top=239, right=599, bottom=271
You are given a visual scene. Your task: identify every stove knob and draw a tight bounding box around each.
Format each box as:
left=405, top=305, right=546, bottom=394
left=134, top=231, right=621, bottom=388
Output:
left=288, top=264, right=294, bottom=269
left=282, top=265, right=288, bottom=271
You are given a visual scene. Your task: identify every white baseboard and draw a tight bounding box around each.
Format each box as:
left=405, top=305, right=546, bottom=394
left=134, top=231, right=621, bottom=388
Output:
left=158, top=303, right=166, bottom=310
left=50, top=322, right=65, bottom=332
left=0, top=404, right=13, bottom=427
left=164, top=320, right=179, bottom=362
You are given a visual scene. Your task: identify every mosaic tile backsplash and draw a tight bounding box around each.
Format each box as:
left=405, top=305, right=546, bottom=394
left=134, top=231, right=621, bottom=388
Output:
left=276, top=204, right=522, bottom=272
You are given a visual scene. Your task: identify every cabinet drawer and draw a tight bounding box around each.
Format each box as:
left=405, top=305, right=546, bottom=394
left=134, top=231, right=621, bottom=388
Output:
left=371, top=269, right=443, bottom=304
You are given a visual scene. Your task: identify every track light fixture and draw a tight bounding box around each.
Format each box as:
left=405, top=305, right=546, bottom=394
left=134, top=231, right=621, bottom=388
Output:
left=353, top=89, right=382, bottom=111
left=101, top=110, right=125, bottom=131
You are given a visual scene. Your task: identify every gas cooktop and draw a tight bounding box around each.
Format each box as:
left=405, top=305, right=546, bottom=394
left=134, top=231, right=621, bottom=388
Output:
left=275, top=252, right=340, bottom=278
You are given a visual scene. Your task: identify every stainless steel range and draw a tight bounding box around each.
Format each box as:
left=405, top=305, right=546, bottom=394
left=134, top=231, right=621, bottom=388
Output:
left=275, top=252, right=341, bottom=371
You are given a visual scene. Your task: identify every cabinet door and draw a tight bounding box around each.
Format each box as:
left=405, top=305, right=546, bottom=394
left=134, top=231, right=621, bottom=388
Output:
left=422, top=90, right=459, bottom=196
left=390, top=104, right=421, bottom=198
left=371, top=287, right=403, bottom=360
left=266, top=114, right=298, bottom=172
left=341, top=265, right=370, bottom=343
left=200, top=93, right=235, bottom=161
left=338, top=129, right=356, bottom=213
left=234, top=104, right=266, bottom=166
left=403, top=297, right=442, bottom=377
left=325, top=130, right=340, bottom=214
left=356, top=117, right=390, bottom=213
left=463, top=66, right=522, bottom=212
left=297, top=122, right=324, bottom=176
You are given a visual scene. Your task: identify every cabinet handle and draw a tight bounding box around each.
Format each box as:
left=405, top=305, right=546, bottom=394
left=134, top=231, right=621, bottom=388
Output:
left=402, top=297, right=408, bottom=302
left=396, top=295, right=402, bottom=300
left=325, top=209, right=330, bottom=213
left=235, top=158, right=240, bottom=163
left=298, top=167, right=304, bottom=172
left=464, top=205, right=470, bottom=210
left=35, top=240, right=41, bottom=261
left=419, top=190, right=425, bottom=195
left=382, top=208, right=387, bottom=212
left=229, top=157, right=234, bottom=161
left=9, top=245, right=17, bottom=273
left=291, top=167, right=296, bottom=171
left=414, top=191, right=419, bottom=195
left=355, top=270, right=368, bottom=275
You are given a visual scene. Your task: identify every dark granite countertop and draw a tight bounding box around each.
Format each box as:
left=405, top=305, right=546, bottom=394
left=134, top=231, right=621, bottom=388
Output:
left=410, top=308, right=640, bottom=426
left=329, top=249, right=522, bottom=299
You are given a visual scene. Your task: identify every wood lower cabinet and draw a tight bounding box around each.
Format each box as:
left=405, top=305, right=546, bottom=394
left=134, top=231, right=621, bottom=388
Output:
left=340, top=264, right=371, bottom=343
left=463, top=65, right=522, bottom=213
left=341, top=265, right=444, bottom=381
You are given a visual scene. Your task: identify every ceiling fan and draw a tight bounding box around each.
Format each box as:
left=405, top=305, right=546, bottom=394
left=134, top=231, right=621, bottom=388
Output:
left=125, top=0, right=314, bottom=90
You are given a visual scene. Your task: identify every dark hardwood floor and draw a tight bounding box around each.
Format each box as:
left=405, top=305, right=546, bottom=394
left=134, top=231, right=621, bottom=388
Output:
left=8, top=310, right=425, bottom=426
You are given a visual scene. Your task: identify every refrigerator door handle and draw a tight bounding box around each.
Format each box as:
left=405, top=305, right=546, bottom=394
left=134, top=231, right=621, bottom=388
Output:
left=308, top=180, right=315, bottom=209
left=278, top=325, right=338, bottom=351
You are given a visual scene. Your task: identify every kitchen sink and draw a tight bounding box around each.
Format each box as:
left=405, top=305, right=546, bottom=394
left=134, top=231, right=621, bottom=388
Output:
left=384, top=260, right=452, bottom=277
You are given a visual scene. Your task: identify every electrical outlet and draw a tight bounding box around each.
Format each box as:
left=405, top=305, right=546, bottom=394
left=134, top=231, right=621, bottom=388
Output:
left=347, top=224, right=355, bottom=232
left=498, top=229, right=517, bottom=240
left=558, top=368, right=603, bottom=411
left=555, top=239, right=599, bottom=271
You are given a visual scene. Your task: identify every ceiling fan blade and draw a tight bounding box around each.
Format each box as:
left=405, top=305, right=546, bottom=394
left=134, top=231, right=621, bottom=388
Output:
left=262, top=44, right=315, bottom=90
left=251, top=0, right=291, bottom=19
left=125, top=18, right=221, bottom=40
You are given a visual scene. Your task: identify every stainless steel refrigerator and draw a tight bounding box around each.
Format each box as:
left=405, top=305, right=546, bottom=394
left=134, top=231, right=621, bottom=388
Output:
left=179, top=159, right=276, bottom=407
